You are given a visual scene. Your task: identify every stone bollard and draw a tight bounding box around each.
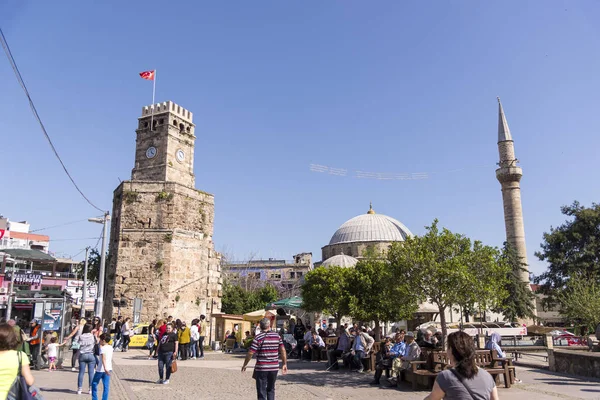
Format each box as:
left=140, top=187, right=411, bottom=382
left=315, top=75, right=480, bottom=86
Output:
left=546, top=334, right=555, bottom=371
left=545, top=334, right=554, bottom=350
left=477, top=334, right=486, bottom=349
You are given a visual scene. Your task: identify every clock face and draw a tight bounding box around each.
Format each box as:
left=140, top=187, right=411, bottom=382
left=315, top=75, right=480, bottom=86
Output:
left=176, top=149, right=185, bottom=162
left=146, top=147, right=157, bottom=159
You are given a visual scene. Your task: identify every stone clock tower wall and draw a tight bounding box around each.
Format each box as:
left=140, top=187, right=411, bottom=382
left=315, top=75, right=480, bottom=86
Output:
left=104, top=101, right=222, bottom=325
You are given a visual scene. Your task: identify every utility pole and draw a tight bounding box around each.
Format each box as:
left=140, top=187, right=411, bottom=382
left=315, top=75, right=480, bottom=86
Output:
left=81, top=247, right=89, bottom=318
left=5, top=262, right=16, bottom=320
left=89, top=212, right=110, bottom=321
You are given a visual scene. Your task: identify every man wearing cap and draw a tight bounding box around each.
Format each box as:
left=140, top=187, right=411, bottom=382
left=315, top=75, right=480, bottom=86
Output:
left=388, top=331, right=421, bottom=385
left=27, top=319, right=42, bottom=368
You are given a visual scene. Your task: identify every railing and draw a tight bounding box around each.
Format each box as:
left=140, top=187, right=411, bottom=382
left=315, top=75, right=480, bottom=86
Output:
left=496, top=335, right=544, bottom=347
left=552, top=336, right=586, bottom=347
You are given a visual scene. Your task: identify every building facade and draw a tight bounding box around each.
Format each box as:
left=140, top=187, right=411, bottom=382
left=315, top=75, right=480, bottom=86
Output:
left=0, top=218, right=49, bottom=253
left=104, top=101, right=222, bottom=323
left=224, top=253, right=312, bottom=297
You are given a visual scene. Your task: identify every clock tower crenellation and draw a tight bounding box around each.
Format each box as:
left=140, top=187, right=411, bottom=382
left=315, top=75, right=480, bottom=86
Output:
left=132, top=101, right=196, bottom=187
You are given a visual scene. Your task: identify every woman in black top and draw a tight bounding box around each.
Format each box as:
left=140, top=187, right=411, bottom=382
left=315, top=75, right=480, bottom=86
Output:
left=156, top=323, right=178, bottom=384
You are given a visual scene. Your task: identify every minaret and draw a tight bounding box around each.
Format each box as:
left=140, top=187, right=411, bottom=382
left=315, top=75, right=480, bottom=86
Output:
left=495, top=98, right=530, bottom=283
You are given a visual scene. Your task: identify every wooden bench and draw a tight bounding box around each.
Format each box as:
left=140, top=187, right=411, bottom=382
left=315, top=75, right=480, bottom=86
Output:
left=322, top=337, right=338, bottom=361
left=401, top=349, right=450, bottom=390
left=474, top=350, right=511, bottom=388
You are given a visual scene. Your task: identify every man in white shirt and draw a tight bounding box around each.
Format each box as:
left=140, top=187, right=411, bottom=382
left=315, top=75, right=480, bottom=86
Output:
left=92, top=333, right=113, bottom=400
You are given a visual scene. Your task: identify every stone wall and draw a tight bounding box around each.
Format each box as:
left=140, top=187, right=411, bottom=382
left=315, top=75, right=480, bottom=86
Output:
left=321, top=241, right=393, bottom=261
left=549, top=349, right=600, bottom=379
left=104, top=180, right=221, bottom=324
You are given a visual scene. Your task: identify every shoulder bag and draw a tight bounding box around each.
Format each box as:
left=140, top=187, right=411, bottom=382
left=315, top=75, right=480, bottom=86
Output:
left=449, top=368, right=477, bottom=400
left=7, top=352, right=41, bottom=400
left=171, top=359, right=178, bottom=374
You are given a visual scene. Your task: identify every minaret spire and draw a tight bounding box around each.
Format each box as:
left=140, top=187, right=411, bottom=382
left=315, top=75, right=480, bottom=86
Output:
left=497, top=97, right=513, bottom=142
left=495, top=98, right=535, bottom=319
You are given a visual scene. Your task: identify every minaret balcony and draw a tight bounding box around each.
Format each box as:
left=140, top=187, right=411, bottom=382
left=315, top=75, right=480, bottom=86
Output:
left=496, top=166, right=523, bottom=183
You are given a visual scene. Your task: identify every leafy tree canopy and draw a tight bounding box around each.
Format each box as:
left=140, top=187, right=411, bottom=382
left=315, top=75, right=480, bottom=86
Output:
left=388, top=219, right=509, bottom=343
left=557, top=272, right=600, bottom=329
left=348, top=249, right=418, bottom=339
left=535, top=202, right=600, bottom=298
left=301, top=265, right=352, bottom=325
left=74, top=248, right=104, bottom=284
left=221, top=281, right=278, bottom=315
left=492, top=242, right=536, bottom=322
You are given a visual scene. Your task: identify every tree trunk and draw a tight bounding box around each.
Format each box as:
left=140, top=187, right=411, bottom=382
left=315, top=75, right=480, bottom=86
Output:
left=335, top=314, right=341, bottom=330
left=439, top=305, right=447, bottom=349
left=374, top=320, right=381, bottom=341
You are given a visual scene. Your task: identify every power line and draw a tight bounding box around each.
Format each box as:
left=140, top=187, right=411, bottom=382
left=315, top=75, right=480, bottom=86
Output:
left=0, top=27, right=106, bottom=213
left=30, top=218, right=89, bottom=233
left=50, top=237, right=101, bottom=242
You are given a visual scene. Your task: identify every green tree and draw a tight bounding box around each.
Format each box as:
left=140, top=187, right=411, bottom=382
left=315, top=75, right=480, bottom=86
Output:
left=221, top=281, right=278, bottom=315
left=74, top=248, right=104, bottom=284
left=535, top=202, right=600, bottom=300
left=301, top=266, right=352, bottom=327
left=492, top=243, right=536, bottom=322
left=557, top=273, right=600, bottom=329
left=348, top=250, right=418, bottom=341
left=388, top=219, right=507, bottom=345
left=221, top=282, right=248, bottom=314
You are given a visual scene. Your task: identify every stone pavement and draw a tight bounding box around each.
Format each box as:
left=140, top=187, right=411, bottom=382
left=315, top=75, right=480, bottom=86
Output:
left=31, top=349, right=600, bottom=399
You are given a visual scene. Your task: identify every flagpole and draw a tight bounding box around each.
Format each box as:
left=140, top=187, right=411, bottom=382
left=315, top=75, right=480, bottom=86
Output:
left=150, top=69, right=156, bottom=131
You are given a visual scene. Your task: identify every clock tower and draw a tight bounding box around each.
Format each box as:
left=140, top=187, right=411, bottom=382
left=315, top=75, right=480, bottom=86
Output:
left=132, top=101, right=195, bottom=187
left=104, top=101, right=222, bottom=333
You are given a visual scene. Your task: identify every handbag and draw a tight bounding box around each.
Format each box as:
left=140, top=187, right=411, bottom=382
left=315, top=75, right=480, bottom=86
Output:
left=449, top=368, right=477, bottom=400
left=70, top=340, right=81, bottom=350
left=7, top=352, right=40, bottom=400
left=171, top=359, right=178, bottom=374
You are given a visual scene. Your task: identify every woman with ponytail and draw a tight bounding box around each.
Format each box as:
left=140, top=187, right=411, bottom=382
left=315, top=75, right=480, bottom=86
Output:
left=425, top=331, right=499, bottom=400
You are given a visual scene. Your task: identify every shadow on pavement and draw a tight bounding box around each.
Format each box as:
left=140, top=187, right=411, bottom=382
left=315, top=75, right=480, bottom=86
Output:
left=122, top=378, right=157, bottom=384
left=39, top=387, right=75, bottom=394
left=280, top=362, right=428, bottom=394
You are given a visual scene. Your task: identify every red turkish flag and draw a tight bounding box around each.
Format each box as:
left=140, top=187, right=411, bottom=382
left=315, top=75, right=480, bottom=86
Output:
left=0, top=230, right=4, bottom=240
left=139, top=70, right=155, bottom=81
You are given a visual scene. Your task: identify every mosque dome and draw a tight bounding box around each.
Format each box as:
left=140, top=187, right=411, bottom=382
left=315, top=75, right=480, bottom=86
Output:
left=321, top=254, right=359, bottom=268
left=328, top=204, right=413, bottom=246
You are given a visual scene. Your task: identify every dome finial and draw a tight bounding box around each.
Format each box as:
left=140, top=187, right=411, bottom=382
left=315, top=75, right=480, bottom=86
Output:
left=367, top=202, right=375, bottom=215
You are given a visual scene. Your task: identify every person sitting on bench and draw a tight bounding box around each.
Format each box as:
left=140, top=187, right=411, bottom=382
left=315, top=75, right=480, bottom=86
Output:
left=485, top=332, right=504, bottom=357
left=370, top=338, right=393, bottom=385
left=304, top=331, right=325, bottom=361
left=327, top=327, right=351, bottom=370
left=389, top=331, right=420, bottom=385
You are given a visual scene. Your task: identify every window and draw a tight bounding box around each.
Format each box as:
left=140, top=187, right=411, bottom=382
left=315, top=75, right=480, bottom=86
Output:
left=296, top=272, right=303, bottom=277
left=270, top=273, right=281, bottom=280
left=42, top=285, right=61, bottom=291
left=250, top=272, right=260, bottom=279
left=289, top=272, right=296, bottom=279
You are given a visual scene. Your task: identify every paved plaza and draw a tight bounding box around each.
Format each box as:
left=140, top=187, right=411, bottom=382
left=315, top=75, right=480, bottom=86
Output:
left=29, top=349, right=600, bottom=400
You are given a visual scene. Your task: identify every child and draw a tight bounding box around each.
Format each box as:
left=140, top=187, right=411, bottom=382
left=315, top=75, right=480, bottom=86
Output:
left=92, top=333, right=113, bottom=400
left=46, top=337, right=66, bottom=371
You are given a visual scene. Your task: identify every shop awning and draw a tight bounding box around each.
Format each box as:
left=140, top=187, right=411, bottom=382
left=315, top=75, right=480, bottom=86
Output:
left=1, top=249, right=56, bottom=262
left=243, top=309, right=276, bottom=322
left=266, top=296, right=303, bottom=310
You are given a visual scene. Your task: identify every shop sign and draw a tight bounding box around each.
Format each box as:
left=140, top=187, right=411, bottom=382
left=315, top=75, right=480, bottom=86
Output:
left=5, top=273, right=42, bottom=286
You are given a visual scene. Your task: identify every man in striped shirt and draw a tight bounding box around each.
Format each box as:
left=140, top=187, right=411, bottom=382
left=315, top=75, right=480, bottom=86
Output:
left=242, top=318, right=288, bottom=400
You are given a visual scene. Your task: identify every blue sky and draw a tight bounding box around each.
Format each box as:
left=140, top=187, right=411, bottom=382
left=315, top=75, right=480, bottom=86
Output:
left=1, top=1, right=599, bottom=276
